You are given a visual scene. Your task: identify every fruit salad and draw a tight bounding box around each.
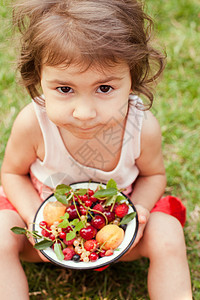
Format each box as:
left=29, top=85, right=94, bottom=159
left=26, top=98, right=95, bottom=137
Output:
left=11, top=179, right=136, bottom=265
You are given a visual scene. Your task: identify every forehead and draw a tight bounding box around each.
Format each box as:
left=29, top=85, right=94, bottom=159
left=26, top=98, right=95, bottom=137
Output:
left=41, top=61, right=130, bottom=79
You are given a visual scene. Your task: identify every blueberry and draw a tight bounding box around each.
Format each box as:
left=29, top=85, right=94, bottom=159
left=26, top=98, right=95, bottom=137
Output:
left=120, top=224, right=127, bottom=231
left=72, top=254, right=80, bottom=262
left=87, top=215, right=92, bottom=222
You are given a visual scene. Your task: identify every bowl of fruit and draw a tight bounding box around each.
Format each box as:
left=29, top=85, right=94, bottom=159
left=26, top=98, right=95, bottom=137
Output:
left=12, top=179, right=138, bottom=270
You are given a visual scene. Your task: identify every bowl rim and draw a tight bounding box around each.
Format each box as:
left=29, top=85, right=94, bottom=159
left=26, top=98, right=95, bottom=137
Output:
left=33, top=181, right=139, bottom=270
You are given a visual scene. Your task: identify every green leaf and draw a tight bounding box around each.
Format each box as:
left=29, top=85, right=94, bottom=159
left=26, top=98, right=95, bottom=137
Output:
left=11, top=226, right=27, bottom=235
left=74, top=221, right=85, bottom=232
left=66, top=231, right=76, bottom=241
left=57, top=219, right=70, bottom=228
left=70, top=218, right=79, bottom=226
left=33, top=239, right=53, bottom=250
left=106, top=178, right=117, bottom=190
left=75, top=188, right=88, bottom=195
left=58, top=212, right=70, bottom=228
left=54, top=193, right=68, bottom=205
left=54, top=184, right=72, bottom=205
left=32, top=231, right=43, bottom=239
left=120, top=212, right=136, bottom=225
left=55, top=184, right=72, bottom=193
left=105, top=195, right=117, bottom=207
left=54, top=243, right=64, bottom=261
left=116, top=195, right=126, bottom=202
left=94, top=188, right=117, bottom=198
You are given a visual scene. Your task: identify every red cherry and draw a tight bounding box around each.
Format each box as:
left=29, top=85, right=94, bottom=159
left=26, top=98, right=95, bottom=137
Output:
left=91, top=215, right=105, bottom=229
left=80, top=225, right=96, bottom=240
left=88, top=189, right=94, bottom=197
left=79, top=204, right=87, bottom=216
left=41, top=229, right=50, bottom=237
left=66, top=205, right=79, bottom=220
left=39, top=221, right=48, bottom=228
left=89, top=252, right=99, bottom=262
left=49, top=233, right=56, bottom=241
left=85, top=199, right=93, bottom=207
left=103, top=211, right=115, bottom=223
left=79, top=205, right=87, bottom=215
left=99, top=249, right=106, bottom=257
left=64, top=226, right=73, bottom=233
left=59, top=232, right=66, bottom=239
left=90, top=195, right=98, bottom=202
left=82, top=194, right=89, bottom=202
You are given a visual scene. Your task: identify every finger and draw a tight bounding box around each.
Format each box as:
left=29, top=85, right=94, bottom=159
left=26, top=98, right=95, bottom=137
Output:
left=139, top=215, right=147, bottom=224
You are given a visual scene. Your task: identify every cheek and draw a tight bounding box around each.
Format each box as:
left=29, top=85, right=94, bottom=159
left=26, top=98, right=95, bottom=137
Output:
left=45, top=101, right=66, bottom=125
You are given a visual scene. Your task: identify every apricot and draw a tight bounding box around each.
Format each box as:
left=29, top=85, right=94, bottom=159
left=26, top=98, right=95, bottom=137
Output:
left=43, top=201, right=66, bottom=226
left=96, top=224, right=124, bottom=250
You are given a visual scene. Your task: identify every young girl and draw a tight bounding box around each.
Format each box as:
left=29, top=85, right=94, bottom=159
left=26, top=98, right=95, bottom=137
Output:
left=0, top=0, right=192, bottom=299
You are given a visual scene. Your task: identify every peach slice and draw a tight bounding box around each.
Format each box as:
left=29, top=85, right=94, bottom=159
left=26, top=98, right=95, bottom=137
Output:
left=96, top=224, right=124, bottom=250
left=43, top=201, right=66, bottom=226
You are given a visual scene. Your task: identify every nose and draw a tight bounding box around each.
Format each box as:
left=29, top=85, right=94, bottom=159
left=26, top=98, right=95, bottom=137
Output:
left=72, top=97, right=97, bottom=120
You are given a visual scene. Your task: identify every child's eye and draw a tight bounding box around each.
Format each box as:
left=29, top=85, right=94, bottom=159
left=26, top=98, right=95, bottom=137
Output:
left=97, top=85, right=113, bottom=94
left=57, top=86, right=73, bottom=94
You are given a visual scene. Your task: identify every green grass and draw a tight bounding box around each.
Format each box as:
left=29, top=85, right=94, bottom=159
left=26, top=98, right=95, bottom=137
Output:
left=0, top=0, right=200, bottom=299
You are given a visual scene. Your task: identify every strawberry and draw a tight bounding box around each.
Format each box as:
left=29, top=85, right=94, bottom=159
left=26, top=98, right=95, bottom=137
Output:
left=115, top=203, right=129, bottom=218
left=84, top=240, right=98, bottom=252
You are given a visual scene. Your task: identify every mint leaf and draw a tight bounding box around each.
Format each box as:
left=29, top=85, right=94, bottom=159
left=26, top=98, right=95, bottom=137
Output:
left=54, top=243, right=64, bottom=261
left=74, top=221, right=85, bottom=232
left=94, top=188, right=117, bottom=198
left=58, top=212, right=70, bottom=228
left=34, top=240, right=53, bottom=250
left=70, top=218, right=79, bottom=226
left=106, top=179, right=117, bottom=189
left=66, top=231, right=76, bottom=241
left=57, top=219, right=70, bottom=228
left=11, top=226, right=27, bottom=235
left=120, top=212, right=136, bottom=225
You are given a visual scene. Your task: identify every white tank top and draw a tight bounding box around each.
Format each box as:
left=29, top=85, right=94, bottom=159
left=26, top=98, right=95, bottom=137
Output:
left=30, top=95, right=144, bottom=193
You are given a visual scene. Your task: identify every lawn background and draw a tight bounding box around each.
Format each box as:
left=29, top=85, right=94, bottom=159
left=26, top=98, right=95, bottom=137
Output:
left=0, top=0, right=200, bottom=299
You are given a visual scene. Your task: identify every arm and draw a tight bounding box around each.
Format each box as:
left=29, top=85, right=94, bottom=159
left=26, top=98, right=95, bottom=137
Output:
left=1, top=103, right=43, bottom=227
left=129, top=110, right=166, bottom=246
left=130, top=110, right=166, bottom=210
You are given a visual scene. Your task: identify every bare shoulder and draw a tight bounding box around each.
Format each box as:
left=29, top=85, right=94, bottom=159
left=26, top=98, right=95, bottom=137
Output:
left=135, top=110, right=165, bottom=176
left=11, top=102, right=42, bottom=146
left=12, top=102, right=39, bottom=133
left=142, top=110, right=162, bottom=139
left=140, top=110, right=162, bottom=151
left=3, top=102, right=43, bottom=170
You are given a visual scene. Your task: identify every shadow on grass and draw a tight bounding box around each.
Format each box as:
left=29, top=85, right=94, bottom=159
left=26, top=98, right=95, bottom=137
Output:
left=23, top=258, right=149, bottom=300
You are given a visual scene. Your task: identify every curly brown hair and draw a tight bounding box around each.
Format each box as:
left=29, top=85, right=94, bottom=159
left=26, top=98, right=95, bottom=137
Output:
left=13, top=0, right=165, bottom=108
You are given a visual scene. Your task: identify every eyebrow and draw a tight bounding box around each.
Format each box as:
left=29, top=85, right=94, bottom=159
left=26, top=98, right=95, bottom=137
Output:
left=46, top=76, right=124, bottom=86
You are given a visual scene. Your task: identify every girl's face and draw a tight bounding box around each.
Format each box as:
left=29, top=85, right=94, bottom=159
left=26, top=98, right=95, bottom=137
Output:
left=40, top=61, right=132, bottom=139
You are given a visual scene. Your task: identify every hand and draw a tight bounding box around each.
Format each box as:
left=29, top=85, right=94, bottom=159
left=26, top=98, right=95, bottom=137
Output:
left=27, top=219, right=50, bottom=263
left=133, top=204, right=150, bottom=247
left=124, top=204, right=150, bottom=256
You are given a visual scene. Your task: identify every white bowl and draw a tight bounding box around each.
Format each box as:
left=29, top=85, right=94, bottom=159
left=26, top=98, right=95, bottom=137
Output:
left=33, top=181, right=138, bottom=270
